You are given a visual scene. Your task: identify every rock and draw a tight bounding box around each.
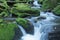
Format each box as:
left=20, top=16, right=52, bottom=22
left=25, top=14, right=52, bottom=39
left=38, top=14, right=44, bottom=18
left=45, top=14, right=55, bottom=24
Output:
left=11, top=3, right=40, bottom=18
left=37, top=16, right=46, bottom=20
left=25, top=21, right=34, bottom=34
left=48, top=31, right=60, bottom=40
left=16, top=18, right=34, bottom=34
left=13, top=27, right=23, bottom=40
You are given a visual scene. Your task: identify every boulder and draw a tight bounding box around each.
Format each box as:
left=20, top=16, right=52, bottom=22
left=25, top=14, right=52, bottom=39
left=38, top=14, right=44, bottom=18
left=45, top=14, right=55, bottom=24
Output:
left=16, top=18, right=34, bottom=34
left=11, top=3, right=40, bottom=18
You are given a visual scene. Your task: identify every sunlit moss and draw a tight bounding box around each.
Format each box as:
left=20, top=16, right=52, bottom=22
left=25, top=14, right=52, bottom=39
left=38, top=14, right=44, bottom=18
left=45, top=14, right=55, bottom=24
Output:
left=11, top=3, right=40, bottom=17
left=0, top=22, right=17, bottom=40
left=16, top=18, right=28, bottom=28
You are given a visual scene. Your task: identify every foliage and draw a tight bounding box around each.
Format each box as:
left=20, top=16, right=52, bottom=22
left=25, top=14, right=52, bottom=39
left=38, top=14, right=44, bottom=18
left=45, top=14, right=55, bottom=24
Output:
left=0, top=1, right=10, bottom=17
left=53, top=5, right=60, bottom=16
left=42, top=0, right=59, bottom=11
left=0, top=22, right=17, bottom=40
left=0, top=11, right=9, bottom=17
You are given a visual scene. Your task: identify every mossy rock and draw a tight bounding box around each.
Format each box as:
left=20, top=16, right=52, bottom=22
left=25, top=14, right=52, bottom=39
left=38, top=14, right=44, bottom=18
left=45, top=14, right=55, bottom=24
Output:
left=0, top=22, right=18, bottom=40
left=14, top=13, right=30, bottom=18
left=16, top=18, right=34, bottom=34
left=53, top=5, right=60, bottom=16
left=16, top=18, right=28, bottom=28
left=11, top=3, right=40, bottom=17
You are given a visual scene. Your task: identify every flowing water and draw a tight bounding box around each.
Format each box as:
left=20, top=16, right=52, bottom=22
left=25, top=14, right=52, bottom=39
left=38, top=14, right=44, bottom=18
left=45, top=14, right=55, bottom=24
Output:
left=31, top=0, right=41, bottom=8
left=17, top=11, right=60, bottom=40
left=18, top=25, right=26, bottom=35
left=17, top=0, right=60, bottom=40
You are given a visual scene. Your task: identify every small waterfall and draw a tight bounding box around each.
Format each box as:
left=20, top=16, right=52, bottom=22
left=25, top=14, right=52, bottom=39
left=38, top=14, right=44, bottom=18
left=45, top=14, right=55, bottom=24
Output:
left=13, top=22, right=27, bottom=38
left=16, top=0, right=58, bottom=40
left=17, top=25, right=26, bottom=36
left=20, top=11, right=57, bottom=40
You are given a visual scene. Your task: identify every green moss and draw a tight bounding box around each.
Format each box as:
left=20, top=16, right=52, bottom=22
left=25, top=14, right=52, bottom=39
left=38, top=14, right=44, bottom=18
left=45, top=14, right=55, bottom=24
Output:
left=0, top=22, right=17, bottom=40
left=11, top=3, right=40, bottom=17
left=16, top=18, right=28, bottom=28
left=13, top=3, right=31, bottom=11
left=16, top=13, right=30, bottom=17
left=0, top=19, right=3, bottom=23
left=53, top=5, right=60, bottom=16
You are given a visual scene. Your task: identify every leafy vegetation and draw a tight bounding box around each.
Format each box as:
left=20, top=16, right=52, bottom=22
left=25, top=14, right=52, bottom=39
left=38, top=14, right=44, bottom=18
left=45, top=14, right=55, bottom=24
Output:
left=53, top=5, right=60, bottom=16
left=41, top=0, right=60, bottom=15
left=0, top=1, right=10, bottom=17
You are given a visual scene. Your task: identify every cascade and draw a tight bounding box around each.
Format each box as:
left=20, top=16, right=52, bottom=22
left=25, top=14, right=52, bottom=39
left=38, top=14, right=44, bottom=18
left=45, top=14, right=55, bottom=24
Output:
left=17, top=11, right=57, bottom=40
left=17, top=0, right=59, bottom=40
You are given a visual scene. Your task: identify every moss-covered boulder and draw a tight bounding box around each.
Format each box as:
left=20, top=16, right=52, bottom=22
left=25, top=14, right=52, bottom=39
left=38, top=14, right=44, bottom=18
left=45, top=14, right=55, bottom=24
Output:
left=53, top=5, right=60, bottom=16
left=11, top=3, right=40, bottom=18
left=0, top=21, right=17, bottom=40
left=13, top=25, right=23, bottom=40
left=16, top=18, right=34, bottom=34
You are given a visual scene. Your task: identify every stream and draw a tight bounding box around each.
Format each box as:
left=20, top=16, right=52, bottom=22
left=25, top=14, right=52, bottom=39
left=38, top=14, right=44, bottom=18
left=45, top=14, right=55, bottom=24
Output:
left=17, top=0, right=60, bottom=40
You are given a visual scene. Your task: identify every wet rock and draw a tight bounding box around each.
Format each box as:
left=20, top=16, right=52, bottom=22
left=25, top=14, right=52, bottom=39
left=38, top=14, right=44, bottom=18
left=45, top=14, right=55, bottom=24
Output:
left=48, top=31, right=60, bottom=40
left=25, top=21, right=34, bottom=34
left=16, top=18, right=34, bottom=34
left=37, top=16, right=46, bottom=20
left=13, top=27, right=23, bottom=40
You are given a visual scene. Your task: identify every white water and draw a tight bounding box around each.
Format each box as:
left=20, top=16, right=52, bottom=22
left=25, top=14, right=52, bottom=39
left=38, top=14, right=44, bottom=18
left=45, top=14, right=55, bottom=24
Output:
left=31, top=0, right=41, bottom=8
left=17, top=0, right=58, bottom=40
left=18, top=25, right=26, bottom=35
left=33, top=1, right=40, bottom=6
left=17, top=11, right=57, bottom=40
